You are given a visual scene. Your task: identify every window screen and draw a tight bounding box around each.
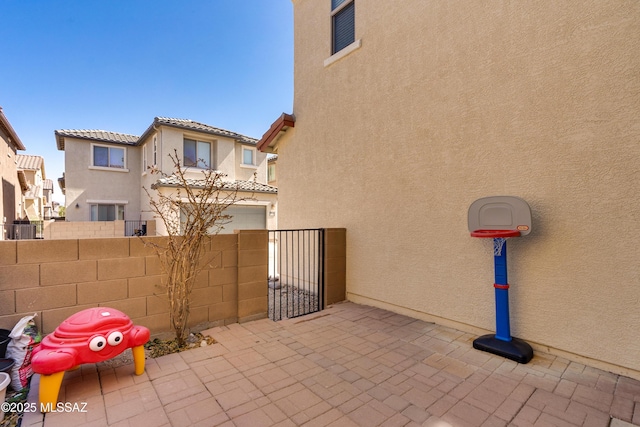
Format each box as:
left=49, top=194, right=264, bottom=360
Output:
left=184, top=139, right=197, bottom=167
left=109, top=148, right=124, bottom=168
left=93, top=146, right=109, bottom=167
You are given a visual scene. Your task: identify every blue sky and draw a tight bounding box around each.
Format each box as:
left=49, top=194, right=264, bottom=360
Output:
left=0, top=1, right=293, bottom=203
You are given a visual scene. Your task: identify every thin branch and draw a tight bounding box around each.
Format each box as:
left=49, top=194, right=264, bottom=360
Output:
left=139, top=149, right=258, bottom=345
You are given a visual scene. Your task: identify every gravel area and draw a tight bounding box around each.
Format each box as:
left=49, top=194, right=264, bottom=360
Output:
left=268, top=282, right=320, bottom=321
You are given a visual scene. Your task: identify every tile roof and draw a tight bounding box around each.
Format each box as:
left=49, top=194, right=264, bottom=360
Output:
left=56, top=117, right=259, bottom=151
left=16, top=154, right=44, bottom=170
left=43, top=179, right=54, bottom=191
left=17, top=171, right=28, bottom=192
left=152, top=175, right=277, bottom=194
left=141, top=117, right=258, bottom=145
left=55, top=129, right=139, bottom=150
left=257, top=113, right=295, bottom=152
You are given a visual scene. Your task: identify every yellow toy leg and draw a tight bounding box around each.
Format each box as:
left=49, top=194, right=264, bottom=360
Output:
left=38, top=371, right=65, bottom=412
left=132, top=345, right=145, bottom=375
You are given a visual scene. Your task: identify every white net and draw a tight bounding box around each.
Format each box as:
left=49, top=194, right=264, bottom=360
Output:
left=482, top=237, right=509, bottom=256
left=493, top=237, right=507, bottom=256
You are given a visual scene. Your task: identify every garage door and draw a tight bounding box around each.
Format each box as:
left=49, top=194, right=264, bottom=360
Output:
left=221, top=205, right=266, bottom=234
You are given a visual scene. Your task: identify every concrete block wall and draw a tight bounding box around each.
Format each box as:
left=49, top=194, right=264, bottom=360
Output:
left=42, top=220, right=156, bottom=240
left=324, top=228, right=347, bottom=306
left=0, top=230, right=265, bottom=335
left=237, top=230, right=269, bottom=322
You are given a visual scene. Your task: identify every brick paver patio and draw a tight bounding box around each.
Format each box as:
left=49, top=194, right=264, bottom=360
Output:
left=21, top=302, right=640, bottom=426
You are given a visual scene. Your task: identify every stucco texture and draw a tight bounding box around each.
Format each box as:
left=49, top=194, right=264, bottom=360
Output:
left=64, top=138, right=141, bottom=221
left=278, top=1, right=640, bottom=375
left=0, top=130, right=21, bottom=227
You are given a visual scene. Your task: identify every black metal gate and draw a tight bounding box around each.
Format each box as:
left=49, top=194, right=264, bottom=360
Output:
left=268, top=229, right=325, bottom=321
left=125, top=220, right=147, bottom=236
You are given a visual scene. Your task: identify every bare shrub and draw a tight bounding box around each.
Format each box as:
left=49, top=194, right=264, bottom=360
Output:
left=141, top=149, right=255, bottom=346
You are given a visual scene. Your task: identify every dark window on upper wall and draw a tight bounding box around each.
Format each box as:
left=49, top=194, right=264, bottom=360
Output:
left=183, top=138, right=211, bottom=169
left=332, top=0, right=354, bottom=55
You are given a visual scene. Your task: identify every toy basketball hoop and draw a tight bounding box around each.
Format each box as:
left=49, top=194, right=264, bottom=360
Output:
left=468, top=196, right=533, bottom=364
left=470, top=229, right=521, bottom=257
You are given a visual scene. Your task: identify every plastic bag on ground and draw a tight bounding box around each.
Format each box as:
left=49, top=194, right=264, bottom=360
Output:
left=6, top=314, right=40, bottom=391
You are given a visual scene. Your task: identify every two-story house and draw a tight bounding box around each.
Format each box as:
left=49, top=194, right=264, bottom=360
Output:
left=42, top=179, right=55, bottom=219
left=16, top=154, right=47, bottom=222
left=56, top=117, right=277, bottom=235
left=0, top=107, right=26, bottom=239
left=56, top=129, right=141, bottom=223
left=259, top=1, right=640, bottom=378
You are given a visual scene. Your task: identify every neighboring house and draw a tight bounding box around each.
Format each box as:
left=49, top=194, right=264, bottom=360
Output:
left=259, top=2, right=640, bottom=378
left=42, top=179, right=55, bottom=219
left=57, top=172, right=65, bottom=196
left=16, top=154, right=47, bottom=222
left=56, top=129, right=140, bottom=223
left=56, top=117, right=277, bottom=234
left=0, top=107, right=26, bottom=239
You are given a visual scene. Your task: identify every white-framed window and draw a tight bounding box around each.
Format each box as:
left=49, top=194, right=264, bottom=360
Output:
left=153, top=136, right=157, bottom=166
left=268, top=164, right=276, bottom=182
left=142, top=143, right=148, bottom=172
left=241, top=146, right=256, bottom=167
left=184, top=138, right=211, bottom=169
left=332, top=0, right=355, bottom=55
left=92, top=144, right=126, bottom=169
left=90, top=203, right=125, bottom=221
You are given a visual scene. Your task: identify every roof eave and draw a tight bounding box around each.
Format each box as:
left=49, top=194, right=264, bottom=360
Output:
left=58, top=175, right=66, bottom=195
left=0, top=107, right=26, bottom=151
left=17, top=171, right=29, bottom=192
left=55, top=131, right=66, bottom=150
left=147, top=118, right=258, bottom=146
left=257, top=113, right=295, bottom=153
left=137, top=119, right=160, bottom=145
left=151, top=179, right=277, bottom=195
left=55, top=130, right=138, bottom=149
left=153, top=182, right=276, bottom=194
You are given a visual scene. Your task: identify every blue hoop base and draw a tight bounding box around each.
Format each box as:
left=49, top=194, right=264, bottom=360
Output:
left=473, top=334, right=533, bottom=364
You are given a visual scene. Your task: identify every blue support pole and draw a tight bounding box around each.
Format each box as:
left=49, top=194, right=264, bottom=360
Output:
left=493, top=238, right=511, bottom=342
left=472, top=236, right=534, bottom=363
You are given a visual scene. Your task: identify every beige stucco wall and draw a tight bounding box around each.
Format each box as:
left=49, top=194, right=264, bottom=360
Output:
left=64, top=138, right=141, bottom=221
left=234, top=143, right=268, bottom=183
left=0, top=130, right=22, bottom=232
left=155, top=127, right=200, bottom=176
left=43, top=220, right=127, bottom=239
left=154, top=126, right=269, bottom=183
left=278, top=0, right=640, bottom=377
left=139, top=132, right=159, bottom=225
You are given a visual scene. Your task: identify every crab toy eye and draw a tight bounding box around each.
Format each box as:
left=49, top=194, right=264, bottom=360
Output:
left=107, top=331, right=124, bottom=346
left=89, top=336, right=107, bottom=352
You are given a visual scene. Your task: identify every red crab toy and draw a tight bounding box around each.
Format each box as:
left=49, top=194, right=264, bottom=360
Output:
left=31, top=307, right=149, bottom=410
